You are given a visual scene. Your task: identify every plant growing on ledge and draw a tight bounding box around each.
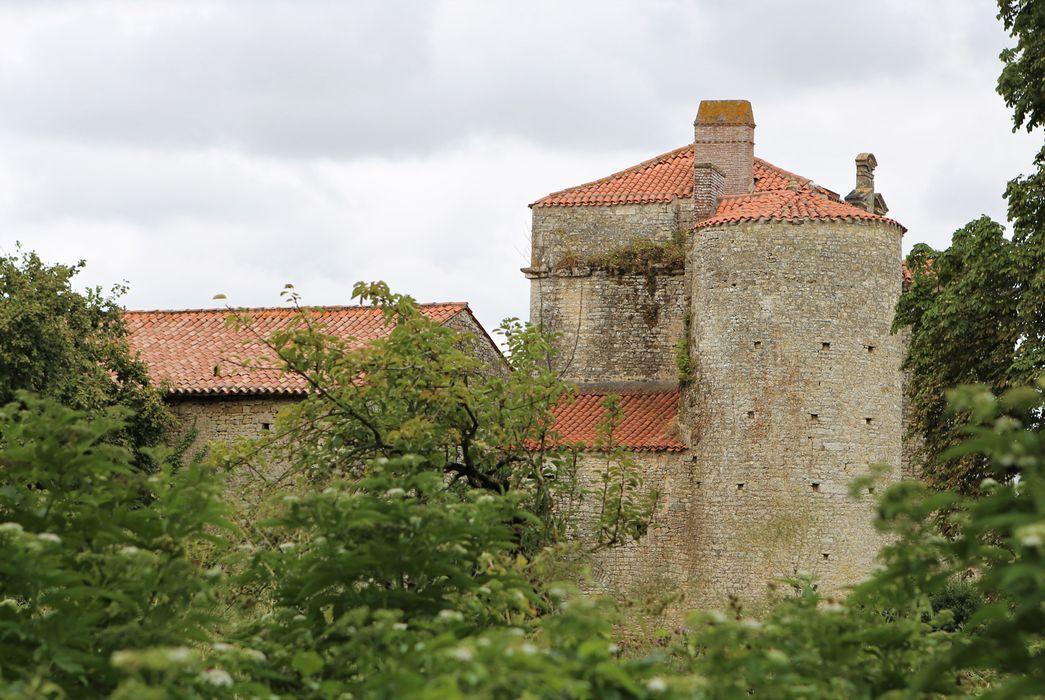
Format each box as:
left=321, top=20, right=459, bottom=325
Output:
left=588, top=236, right=686, bottom=276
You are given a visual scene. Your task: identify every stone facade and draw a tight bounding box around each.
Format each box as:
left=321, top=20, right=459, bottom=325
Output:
left=685, top=217, right=903, bottom=602
left=169, top=396, right=298, bottom=462
left=527, top=202, right=693, bottom=383
left=528, top=270, right=686, bottom=383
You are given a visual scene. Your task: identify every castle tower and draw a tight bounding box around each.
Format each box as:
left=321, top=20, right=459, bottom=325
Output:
left=525, top=99, right=907, bottom=607
left=685, top=101, right=905, bottom=602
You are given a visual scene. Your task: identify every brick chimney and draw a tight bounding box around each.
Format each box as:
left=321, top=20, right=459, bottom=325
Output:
left=844, top=153, right=889, bottom=215
left=693, top=163, right=726, bottom=222
left=694, top=100, right=755, bottom=198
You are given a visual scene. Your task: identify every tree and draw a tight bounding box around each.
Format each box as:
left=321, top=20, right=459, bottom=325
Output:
left=895, top=0, right=1045, bottom=491
left=0, top=250, right=173, bottom=466
left=216, top=282, right=656, bottom=556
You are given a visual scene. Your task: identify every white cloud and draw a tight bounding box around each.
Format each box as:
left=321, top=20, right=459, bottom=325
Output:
left=0, top=0, right=1040, bottom=334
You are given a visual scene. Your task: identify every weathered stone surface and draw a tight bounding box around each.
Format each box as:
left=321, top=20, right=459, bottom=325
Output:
left=684, top=217, right=904, bottom=604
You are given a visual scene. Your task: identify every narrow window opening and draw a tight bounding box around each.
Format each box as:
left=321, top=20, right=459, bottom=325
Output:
left=821, top=342, right=831, bottom=350
left=261, top=422, right=271, bottom=431
left=822, top=552, right=830, bottom=560
left=811, top=482, right=820, bottom=492
left=753, top=340, right=762, bottom=349
left=809, top=413, right=819, bottom=422
left=736, top=483, right=745, bottom=491
left=865, top=417, right=873, bottom=425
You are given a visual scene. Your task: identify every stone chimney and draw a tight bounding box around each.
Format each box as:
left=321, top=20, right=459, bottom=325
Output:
left=844, top=153, right=889, bottom=215
left=694, top=100, right=755, bottom=198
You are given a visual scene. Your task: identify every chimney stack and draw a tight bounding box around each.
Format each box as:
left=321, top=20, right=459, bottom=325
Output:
left=844, top=153, right=889, bottom=215
left=694, top=100, right=755, bottom=197
left=693, top=163, right=726, bottom=222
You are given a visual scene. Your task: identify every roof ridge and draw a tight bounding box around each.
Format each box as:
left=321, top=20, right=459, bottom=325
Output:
left=531, top=144, right=693, bottom=207
left=125, top=302, right=470, bottom=315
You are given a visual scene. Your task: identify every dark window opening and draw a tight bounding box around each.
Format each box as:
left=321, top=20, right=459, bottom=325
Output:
left=261, top=422, right=271, bottom=431
left=821, top=342, right=831, bottom=350
left=811, top=482, right=820, bottom=492
left=737, top=483, right=745, bottom=491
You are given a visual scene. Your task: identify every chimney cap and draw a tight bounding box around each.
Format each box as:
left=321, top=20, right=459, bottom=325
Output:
left=695, top=100, right=755, bottom=127
left=856, top=153, right=878, bottom=169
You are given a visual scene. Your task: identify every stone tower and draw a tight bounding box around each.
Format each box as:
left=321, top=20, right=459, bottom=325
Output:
left=686, top=101, right=904, bottom=602
left=526, top=99, right=906, bottom=607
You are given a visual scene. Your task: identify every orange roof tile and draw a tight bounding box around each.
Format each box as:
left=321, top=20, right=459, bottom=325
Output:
left=125, top=304, right=469, bottom=396
left=530, top=145, right=905, bottom=232
left=697, top=188, right=905, bottom=231
left=549, top=389, right=685, bottom=452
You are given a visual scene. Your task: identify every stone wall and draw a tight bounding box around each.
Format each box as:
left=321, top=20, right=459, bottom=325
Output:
left=528, top=202, right=692, bottom=384
left=528, top=269, right=687, bottom=383
left=570, top=450, right=694, bottom=597
left=529, top=201, right=692, bottom=270
left=169, top=395, right=299, bottom=461
left=685, top=217, right=905, bottom=606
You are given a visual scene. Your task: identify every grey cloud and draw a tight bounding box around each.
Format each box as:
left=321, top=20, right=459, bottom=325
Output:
left=0, top=0, right=969, bottom=159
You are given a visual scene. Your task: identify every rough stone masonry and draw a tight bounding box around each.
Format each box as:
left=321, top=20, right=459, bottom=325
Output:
left=527, top=99, right=907, bottom=608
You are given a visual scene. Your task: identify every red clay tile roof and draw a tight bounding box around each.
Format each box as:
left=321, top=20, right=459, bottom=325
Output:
left=530, top=145, right=905, bottom=232
left=549, top=389, right=685, bottom=452
left=532, top=145, right=694, bottom=207
left=697, top=188, right=905, bottom=232
left=125, top=304, right=470, bottom=396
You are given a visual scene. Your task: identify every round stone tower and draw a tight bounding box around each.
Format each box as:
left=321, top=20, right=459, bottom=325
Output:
left=685, top=101, right=905, bottom=604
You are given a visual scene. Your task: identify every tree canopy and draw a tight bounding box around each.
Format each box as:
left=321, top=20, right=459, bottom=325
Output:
left=0, top=249, right=173, bottom=465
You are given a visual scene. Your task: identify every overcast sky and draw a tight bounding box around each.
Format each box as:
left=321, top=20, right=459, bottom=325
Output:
left=0, top=0, right=1039, bottom=333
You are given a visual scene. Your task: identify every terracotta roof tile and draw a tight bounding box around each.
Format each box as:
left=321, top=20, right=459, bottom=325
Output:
left=125, top=304, right=468, bottom=396
left=530, top=144, right=905, bottom=232
left=531, top=145, right=694, bottom=207
left=549, top=389, right=685, bottom=452
left=697, top=188, right=906, bottom=232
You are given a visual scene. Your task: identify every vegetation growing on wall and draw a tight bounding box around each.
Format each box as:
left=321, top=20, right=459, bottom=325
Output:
left=674, top=312, right=692, bottom=382
left=588, top=236, right=685, bottom=276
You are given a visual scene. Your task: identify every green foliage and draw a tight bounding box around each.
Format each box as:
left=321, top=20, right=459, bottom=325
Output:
left=593, top=396, right=660, bottom=550
left=997, top=0, right=1045, bottom=133
left=894, top=218, right=1031, bottom=491
left=0, top=249, right=174, bottom=468
left=0, top=395, right=229, bottom=698
left=674, top=312, right=691, bottom=382
left=588, top=238, right=686, bottom=276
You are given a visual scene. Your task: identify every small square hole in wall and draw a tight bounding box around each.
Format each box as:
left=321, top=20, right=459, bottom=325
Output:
left=753, top=340, right=762, bottom=349
left=810, top=413, right=819, bottom=422
left=261, top=422, right=271, bottom=431
left=747, top=410, right=755, bottom=419
left=867, top=345, right=876, bottom=353
left=736, top=483, right=745, bottom=491
left=865, top=417, right=873, bottom=425
left=821, top=342, right=831, bottom=351
left=822, top=552, right=830, bottom=560
left=811, top=482, right=820, bottom=492
left=868, top=486, right=876, bottom=495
